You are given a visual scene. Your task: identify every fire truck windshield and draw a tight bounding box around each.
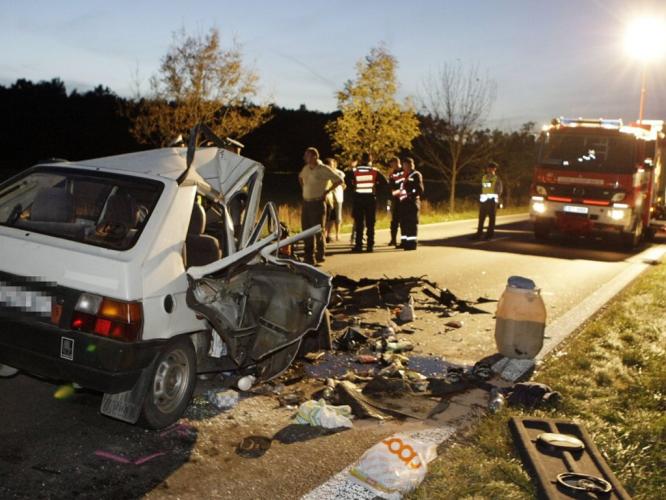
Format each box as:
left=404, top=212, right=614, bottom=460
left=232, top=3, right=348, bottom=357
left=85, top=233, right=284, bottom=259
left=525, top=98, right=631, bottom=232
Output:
left=539, top=132, right=636, bottom=173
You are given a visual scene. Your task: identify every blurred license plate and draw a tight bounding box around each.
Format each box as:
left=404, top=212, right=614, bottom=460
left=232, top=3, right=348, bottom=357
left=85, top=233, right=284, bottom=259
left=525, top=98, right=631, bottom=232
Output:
left=564, top=205, right=588, bottom=214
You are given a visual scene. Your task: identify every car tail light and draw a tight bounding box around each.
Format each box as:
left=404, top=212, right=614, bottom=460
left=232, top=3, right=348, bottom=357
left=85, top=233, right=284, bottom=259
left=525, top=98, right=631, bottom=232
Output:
left=71, top=293, right=143, bottom=342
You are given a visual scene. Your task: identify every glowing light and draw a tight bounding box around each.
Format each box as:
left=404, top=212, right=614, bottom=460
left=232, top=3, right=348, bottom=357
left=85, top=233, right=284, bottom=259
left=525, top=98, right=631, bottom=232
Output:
left=624, top=17, right=666, bottom=62
left=532, top=201, right=546, bottom=214
left=610, top=209, right=626, bottom=221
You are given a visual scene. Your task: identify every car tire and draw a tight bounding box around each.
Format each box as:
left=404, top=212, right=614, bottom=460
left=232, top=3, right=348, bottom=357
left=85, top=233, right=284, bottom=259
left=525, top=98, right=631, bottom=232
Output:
left=139, top=336, right=196, bottom=429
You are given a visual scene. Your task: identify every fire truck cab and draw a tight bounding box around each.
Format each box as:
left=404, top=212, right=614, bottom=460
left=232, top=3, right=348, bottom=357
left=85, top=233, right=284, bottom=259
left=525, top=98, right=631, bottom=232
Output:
left=529, top=117, right=665, bottom=248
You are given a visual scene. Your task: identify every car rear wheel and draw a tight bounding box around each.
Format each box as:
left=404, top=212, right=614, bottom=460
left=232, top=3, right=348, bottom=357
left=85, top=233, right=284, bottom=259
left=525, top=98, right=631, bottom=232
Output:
left=139, top=336, right=196, bottom=429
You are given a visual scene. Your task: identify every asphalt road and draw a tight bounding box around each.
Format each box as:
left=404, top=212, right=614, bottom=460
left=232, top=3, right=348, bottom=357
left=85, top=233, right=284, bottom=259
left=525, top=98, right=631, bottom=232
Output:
left=324, top=214, right=654, bottom=342
left=1, top=213, right=661, bottom=499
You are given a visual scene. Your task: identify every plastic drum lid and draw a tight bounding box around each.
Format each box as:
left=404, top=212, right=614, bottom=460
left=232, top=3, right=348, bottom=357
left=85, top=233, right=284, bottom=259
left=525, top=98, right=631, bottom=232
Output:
left=507, top=276, right=537, bottom=290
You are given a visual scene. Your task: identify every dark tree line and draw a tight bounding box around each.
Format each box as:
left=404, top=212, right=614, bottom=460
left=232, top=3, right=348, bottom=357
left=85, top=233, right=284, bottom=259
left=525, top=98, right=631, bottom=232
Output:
left=0, top=78, right=537, bottom=205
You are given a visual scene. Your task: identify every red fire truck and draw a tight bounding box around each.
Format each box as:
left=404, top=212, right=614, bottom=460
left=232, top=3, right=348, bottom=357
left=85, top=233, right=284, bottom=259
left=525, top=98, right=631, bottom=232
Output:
left=529, top=117, right=665, bottom=248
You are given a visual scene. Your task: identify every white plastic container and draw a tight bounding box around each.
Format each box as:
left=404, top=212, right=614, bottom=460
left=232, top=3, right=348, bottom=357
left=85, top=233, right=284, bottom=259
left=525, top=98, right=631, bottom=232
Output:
left=495, top=276, right=546, bottom=359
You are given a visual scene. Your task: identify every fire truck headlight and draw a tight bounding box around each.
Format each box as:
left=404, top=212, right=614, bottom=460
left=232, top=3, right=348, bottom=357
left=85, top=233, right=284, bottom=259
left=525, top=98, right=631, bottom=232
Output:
left=535, top=185, right=548, bottom=196
left=609, top=209, right=626, bottom=221
left=611, top=192, right=626, bottom=202
left=532, top=201, right=546, bottom=214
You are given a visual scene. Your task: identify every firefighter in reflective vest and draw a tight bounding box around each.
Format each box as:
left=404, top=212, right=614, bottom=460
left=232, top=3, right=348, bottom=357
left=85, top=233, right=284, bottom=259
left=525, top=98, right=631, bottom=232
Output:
left=399, top=157, right=424, bottom=251
left=388, top=157, right=405, bottom=246
left=472, top=161, right=503, bottom=240
left=351, top=152, right=387, bottom=252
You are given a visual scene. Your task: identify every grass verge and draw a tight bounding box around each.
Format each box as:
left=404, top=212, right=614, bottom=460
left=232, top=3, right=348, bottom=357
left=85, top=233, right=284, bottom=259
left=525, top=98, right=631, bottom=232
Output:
left=278, top=199, right=527, bottom=233
left=410, top=261, right=666, bottom=500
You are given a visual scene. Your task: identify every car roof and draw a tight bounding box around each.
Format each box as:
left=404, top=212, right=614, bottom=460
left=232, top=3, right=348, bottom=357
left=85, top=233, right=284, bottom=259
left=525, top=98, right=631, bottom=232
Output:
left=58, top=147, right=220, bottom=181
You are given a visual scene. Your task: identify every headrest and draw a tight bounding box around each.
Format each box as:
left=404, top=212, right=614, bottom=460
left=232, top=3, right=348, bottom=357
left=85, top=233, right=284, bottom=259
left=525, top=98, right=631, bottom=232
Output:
left=100, top=191, right=138, bottom=227
left=188, top=203, right=206, bottom=235
left=31, top=187, right=74, bottom=223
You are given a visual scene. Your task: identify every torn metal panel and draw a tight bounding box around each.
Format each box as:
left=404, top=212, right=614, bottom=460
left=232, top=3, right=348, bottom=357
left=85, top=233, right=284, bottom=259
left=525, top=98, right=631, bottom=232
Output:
left=187, top=260, right=331, bottom=382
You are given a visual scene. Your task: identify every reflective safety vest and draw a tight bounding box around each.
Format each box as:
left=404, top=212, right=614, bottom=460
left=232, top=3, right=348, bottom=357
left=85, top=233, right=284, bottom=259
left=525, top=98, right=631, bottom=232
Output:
left=353, top=166, right=378, bottom=195
left=389, top=169, right=406, bottom=198
left=480, top=174, right=499, bottom=202
left=399, top=171, right=423, bottom=201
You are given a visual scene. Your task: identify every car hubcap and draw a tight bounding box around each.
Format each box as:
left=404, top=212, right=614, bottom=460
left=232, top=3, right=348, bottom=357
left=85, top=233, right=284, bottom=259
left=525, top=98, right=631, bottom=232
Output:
left=153, top=349, right=190, bottom=413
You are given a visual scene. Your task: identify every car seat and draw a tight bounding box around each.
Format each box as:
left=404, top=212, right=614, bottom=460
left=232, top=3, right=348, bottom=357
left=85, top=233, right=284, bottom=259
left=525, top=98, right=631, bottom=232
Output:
left=186, top=203, right=221, bottom=267
left=31, top=187, right=74, bottom=222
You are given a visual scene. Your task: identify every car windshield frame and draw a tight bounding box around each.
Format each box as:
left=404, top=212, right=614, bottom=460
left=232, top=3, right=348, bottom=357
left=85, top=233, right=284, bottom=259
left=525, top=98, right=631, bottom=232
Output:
left=539, top=131, right=638, bottom=174
left=0, top=165, right=164, bottom=251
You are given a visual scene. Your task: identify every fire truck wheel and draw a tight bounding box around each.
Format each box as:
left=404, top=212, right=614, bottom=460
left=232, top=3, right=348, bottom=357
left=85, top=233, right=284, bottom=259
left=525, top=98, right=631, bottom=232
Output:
left=621, top=218, right=643, bottom=250
left=139, top=336, right=197, bottom=429
left=534, top=221, right=551, bottom=240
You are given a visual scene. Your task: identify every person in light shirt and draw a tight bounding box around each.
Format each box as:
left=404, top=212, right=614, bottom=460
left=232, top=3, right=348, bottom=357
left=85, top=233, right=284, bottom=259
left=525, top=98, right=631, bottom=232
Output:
left=298, top=147, right=343, bottom=265
left=323, top=157, right=346, bottom=243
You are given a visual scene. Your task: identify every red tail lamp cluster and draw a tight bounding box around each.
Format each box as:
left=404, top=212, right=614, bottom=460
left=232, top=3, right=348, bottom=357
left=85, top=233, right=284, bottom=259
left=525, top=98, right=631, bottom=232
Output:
left=71, top=293, right=143, bottom=342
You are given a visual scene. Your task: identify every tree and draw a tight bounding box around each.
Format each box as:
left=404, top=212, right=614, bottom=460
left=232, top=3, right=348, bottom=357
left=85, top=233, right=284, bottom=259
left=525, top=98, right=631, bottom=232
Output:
left=130, top=27, right=271, bottom=146
left=494, top=122, right=538, bottom=205
left=326, top=46, right=420, bottom=167
left=416, top=63, right=497, bottom=211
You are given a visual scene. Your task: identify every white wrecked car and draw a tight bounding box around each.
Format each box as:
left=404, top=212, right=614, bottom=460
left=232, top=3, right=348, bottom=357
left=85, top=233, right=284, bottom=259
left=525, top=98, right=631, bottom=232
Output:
left=0, top=125, right=331, bottom=428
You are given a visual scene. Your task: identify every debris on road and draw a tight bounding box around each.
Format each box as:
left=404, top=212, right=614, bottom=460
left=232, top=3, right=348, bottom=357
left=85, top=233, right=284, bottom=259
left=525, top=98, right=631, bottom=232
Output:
left=491, top=356, right=536, bottom=382
left=505, top=382, right=562, bottom=409
left=329, top=275, right=494, bottom=319
left=278, top=391, right=306, bottom=407
left=334, top=326, right=368, bottom=351
left=398, top=296, right=416, bottom=322
left=488, top=387, right=506, bottom=413
left=295, top=399, right=354, bottom=428
left=206, top=389, right=240, bottom=410
left=349, top=433, right=438, bottom=495
left=236, top=435, right=272, bottom=459
left=332, top=381, right=388, bottom=420
left=304, top=351, right=326, bottom=362
left=356, top=354, right=379, bottom=364
left=237, top=375, right=256, bottom=391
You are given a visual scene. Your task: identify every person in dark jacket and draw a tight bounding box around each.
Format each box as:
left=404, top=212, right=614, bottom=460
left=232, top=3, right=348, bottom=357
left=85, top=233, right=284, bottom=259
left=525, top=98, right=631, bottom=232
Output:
left=387, top=156, right=405, bottom=246
left=399, top=157, right=424, bottom=251
left=351, top=152, right=387, bottom=253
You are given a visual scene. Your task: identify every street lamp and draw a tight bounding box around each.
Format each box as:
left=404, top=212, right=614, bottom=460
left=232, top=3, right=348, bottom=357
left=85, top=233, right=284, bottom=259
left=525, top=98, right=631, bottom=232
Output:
left=624, top=17, right=666, bottom=123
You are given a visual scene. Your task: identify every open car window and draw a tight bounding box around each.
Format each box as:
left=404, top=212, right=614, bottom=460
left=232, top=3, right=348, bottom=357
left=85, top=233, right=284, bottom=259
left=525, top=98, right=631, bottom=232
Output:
left=0, top=167, right=163, bottom=250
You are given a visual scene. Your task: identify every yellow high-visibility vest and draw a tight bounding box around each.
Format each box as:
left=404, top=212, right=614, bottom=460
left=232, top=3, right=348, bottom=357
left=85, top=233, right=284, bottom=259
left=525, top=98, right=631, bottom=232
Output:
left=480, top=174, right=499, bottom=202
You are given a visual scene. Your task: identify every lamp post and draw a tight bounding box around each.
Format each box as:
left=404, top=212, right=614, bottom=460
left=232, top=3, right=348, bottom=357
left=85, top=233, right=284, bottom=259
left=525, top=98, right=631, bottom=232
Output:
left=624, top=17, right=666, bottom=123
left=638, top=64, right=647, bottom=123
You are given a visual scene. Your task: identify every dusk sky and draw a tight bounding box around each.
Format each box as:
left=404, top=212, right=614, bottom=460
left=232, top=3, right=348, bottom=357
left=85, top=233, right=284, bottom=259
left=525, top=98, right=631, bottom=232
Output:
left=2, top=0, right=665, bottom=129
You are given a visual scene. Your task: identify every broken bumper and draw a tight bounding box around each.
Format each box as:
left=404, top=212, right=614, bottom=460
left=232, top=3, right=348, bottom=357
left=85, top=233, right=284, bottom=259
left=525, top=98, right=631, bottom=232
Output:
left=0, top=318, right=164, bottom=393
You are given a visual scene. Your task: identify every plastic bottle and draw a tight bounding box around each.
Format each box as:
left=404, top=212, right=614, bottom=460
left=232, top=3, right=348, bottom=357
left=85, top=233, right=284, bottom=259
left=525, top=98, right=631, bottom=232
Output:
left=488, top=387, right=505, bottom=413
left=494, top=276, right=546, bottom=359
